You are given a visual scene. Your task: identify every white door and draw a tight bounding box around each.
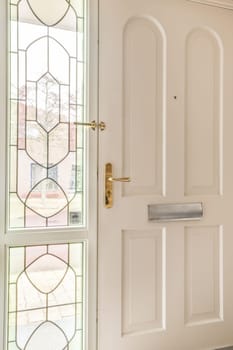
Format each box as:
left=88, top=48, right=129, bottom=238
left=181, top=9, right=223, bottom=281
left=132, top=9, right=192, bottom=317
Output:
left=98, top=1, right=233, bottom=349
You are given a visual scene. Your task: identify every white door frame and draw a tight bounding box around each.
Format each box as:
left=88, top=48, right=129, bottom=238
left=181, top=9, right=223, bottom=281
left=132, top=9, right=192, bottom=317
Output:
left=87, top=0, right=99, bottom=348
left=0, top=0, right=99, bottom=348
left=0, top=0, right=7, bottom=346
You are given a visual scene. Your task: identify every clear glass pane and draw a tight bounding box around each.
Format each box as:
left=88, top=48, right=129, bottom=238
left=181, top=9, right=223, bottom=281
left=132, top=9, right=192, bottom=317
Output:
left=78, top=19, right=84, bottom=62
left=10, top=7, right=17, bottom=51
left=9, top=0, right=86, bottom=229
left=10, top=100, right=17, bottom=145
left=71, top=0, right=84, bottom=18
left=69, top=330, right=83, bottom=350
left=8, top=243, right=85, bottom=350
left=8, top=313, right=16, bottom=342
left=9, top=193, right=25, bottom=229
left=9, top=247, right=24, bottom=283
left=10, top=146, right=17, bottom=192
left=10, top=53, right=17, bottom=99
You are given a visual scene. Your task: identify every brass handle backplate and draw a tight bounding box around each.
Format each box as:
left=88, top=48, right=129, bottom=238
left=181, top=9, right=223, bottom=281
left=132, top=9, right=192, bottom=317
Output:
left=105, top=163, right=130, bottom=208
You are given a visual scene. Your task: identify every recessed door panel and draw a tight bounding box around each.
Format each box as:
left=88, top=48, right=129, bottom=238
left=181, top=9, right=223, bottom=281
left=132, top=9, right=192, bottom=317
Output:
left=122, top=229, right=165, bottom=335
left=184, top=226, right=223, bottom=325
left=185, top=28, right=223, bottom=195
left=123, top=17, right=166, bottom=197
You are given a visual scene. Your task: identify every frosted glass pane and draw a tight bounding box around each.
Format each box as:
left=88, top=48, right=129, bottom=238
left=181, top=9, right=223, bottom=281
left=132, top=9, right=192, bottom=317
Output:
left=26, top=0, right=69, bottom=26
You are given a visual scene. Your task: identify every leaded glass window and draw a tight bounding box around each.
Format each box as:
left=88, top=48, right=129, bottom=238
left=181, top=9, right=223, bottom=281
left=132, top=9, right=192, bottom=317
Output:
left=9, top=0, right=86, bottom=229
left=8, top=243, right=85, bottom=350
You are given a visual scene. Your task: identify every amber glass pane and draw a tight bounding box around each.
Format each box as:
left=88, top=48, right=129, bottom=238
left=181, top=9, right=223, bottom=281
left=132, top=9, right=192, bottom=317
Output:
left=9, top=0, right=85, bottom=228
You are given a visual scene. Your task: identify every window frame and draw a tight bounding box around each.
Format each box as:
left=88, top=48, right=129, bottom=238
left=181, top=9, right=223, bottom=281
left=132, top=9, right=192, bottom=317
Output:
left=0, top=0, right=98, bottom=349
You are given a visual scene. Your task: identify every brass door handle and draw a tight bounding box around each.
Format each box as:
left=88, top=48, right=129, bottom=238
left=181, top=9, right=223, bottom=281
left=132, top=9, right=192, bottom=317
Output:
left=108, top=177, right=130, bottom=182
left=74, top=120, right=106, bottom=131
left=105, top=163, right=131, bottom=208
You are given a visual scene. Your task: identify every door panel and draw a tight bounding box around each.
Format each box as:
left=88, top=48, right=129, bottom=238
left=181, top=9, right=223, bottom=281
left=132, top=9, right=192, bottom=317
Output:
left=122, top=229, right=165, bottom=335
left=184, top=225, right=222, bottom=325
left=185, top=27, right=222, bottom=195
left=123, top=17, right=165, bottom=197
left=99, top=1, right=233, bottom=349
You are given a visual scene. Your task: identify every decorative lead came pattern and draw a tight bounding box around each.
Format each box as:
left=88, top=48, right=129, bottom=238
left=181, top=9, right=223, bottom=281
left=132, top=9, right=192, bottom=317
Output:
left=9, top=0, right=85, bottom=228
left=8, top=243, right=85, bottom=350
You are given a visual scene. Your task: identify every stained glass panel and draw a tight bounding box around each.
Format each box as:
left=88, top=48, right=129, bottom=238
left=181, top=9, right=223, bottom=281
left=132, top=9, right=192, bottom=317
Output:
left=9, top=0, right=85, bottom=228
left=8, top=243, right=85, bottom=350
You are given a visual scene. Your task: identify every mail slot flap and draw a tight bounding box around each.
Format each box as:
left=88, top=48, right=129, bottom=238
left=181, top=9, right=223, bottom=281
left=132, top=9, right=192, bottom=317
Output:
left=148, top=202, right=203, bottom=222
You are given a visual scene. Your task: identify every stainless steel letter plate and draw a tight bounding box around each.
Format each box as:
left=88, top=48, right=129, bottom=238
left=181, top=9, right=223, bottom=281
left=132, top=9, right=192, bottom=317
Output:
left=148, top=203, right=203, bottom=222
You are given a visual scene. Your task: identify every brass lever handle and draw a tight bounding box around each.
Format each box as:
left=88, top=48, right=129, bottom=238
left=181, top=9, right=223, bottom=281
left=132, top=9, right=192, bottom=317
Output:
left=108, top=177, right=131, bottom=182
left=105, top=163, right=130, bottom=208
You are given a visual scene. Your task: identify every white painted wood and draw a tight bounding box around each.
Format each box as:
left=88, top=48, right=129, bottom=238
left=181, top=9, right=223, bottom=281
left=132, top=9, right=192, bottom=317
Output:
left=0, top=0, right=7, bottom=347
left=86, top=0, right=98, bottom=348
left=123, top=17, right=166, bottom=197
left=99, top=0, right=233, bottom=349
left=122, top=229, right=165, bottom=335
left=187, top=0, right=233, bottom=10
left=184, top=226, right=223, bottom=325
left=185, top=28, right=222, bottom=195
